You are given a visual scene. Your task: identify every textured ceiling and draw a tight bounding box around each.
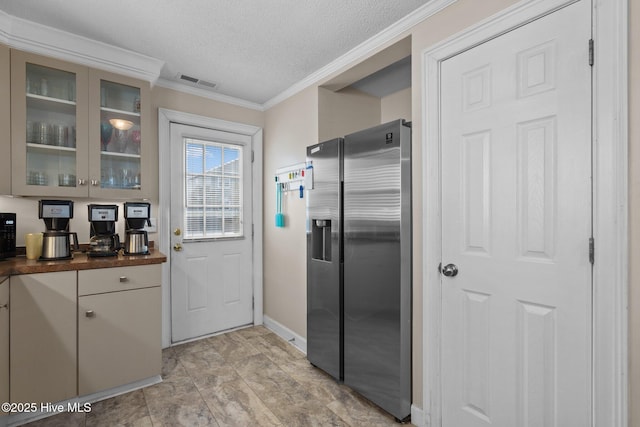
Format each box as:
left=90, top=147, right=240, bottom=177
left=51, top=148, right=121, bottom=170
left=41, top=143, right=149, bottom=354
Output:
left=0, top=0, right=431, bottom=104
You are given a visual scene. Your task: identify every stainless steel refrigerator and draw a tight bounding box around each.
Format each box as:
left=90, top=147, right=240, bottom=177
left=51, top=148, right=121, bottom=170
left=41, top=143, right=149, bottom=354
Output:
left=307, top=119, right=412, bottom=421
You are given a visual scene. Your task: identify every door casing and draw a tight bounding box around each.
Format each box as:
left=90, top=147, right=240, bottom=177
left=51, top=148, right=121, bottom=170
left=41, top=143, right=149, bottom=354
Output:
left=421, top=0, right=628, bottom=426
left=158, top=108, right=264, bottom=348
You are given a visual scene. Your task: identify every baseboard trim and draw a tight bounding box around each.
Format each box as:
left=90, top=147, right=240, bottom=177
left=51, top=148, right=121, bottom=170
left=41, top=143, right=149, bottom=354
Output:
left=411, top=404, right=426, bottom=427
left=263, top=315, right=307, bottom=354
left=5, top=375, right=162, bottom=427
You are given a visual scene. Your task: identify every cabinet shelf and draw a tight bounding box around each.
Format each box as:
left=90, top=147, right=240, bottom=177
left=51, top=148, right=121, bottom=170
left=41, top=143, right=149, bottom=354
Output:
left=101, top=150, right=140, bottom=159
left=27, top=93, right=76, bottom=115
left=100, top=106, right=140, bottom=118
left=27, top=142, right=76, bottom=153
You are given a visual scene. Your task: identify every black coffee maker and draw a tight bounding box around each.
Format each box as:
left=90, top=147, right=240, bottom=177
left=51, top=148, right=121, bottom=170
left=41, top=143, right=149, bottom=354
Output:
left=87, top=204, right=120, bottom=257
left=39, top=199, right=79, bottom=260
left=123, top=202, right=150, bottom=255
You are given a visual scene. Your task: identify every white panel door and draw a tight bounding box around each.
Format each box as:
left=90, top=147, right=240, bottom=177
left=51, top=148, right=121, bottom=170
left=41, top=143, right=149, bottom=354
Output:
left=440, top=1, right=592, bottom=426
left=170, top=123, right=253, bottom=342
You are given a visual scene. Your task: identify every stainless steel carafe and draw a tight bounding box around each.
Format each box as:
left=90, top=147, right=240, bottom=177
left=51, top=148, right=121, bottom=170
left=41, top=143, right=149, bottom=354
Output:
left=124, top=230, right=149, bottom=255
left=40, top=231, right=79, bottom=260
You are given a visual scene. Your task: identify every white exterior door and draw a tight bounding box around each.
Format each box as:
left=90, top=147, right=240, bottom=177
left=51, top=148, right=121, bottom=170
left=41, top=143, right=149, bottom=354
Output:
left=440, top=1, right=592, bottom=426
left=170, top=123, right=253, bottom=342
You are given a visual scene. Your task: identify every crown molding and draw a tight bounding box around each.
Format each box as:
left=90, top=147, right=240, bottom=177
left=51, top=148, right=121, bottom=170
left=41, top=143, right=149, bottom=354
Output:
left=155, top=78, right=264, bottom=112
left=1, top=0, right=459, bottom=112
left=262, top=0, right=458, bottom=110
left=0, top=10, right=164, bottom=83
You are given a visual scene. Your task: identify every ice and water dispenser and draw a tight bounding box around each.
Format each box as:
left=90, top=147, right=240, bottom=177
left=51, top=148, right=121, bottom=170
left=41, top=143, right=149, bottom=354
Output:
left=311, top=219, right=331, bottom=262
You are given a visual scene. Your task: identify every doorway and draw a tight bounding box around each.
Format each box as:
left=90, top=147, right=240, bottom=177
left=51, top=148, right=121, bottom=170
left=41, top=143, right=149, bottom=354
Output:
left=158, top=109, right=264, bottom=346
left=440, top=1, right=591, bottom=424
left=169, top=123, right=253, bottom=342
left=422, top=0, right=628, bottom=426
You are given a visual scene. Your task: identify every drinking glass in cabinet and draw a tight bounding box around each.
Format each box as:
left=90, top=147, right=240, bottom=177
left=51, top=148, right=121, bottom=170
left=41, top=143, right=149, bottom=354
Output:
left=26, top=64, right=76, bottom=102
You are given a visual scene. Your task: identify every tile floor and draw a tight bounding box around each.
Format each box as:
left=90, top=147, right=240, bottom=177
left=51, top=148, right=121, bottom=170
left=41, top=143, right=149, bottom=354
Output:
left=23, top=325, right=414, bottom=426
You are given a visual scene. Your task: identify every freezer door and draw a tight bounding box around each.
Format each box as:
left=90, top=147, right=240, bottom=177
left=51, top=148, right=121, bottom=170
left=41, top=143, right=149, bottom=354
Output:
left=306, top=138, right=343, bottom=380
left=343, top=120, right=412, bottom=420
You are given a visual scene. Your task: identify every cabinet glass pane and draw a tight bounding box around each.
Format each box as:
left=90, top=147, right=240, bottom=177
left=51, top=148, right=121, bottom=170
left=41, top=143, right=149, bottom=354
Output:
left=25, top=63, right=77, bottom=188
left=99, top=80, right=141, bottom=190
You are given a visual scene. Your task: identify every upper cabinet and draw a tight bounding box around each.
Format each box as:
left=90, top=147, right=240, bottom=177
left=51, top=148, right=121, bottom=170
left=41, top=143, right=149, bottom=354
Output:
left=88, top=69, right=152, bottom=199
left=10, top=50, right=154, bottom=199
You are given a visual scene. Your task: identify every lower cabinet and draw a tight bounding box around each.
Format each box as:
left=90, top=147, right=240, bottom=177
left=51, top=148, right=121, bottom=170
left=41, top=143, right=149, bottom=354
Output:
left=78, top=286, right=161, bottom=395
left=10, top=271, right=77, bottom=404
left=0, top=276, right=9, bottom=416
left=78, top=264, right=161, bottom=395
left=8, top=264, right=162, bottom=406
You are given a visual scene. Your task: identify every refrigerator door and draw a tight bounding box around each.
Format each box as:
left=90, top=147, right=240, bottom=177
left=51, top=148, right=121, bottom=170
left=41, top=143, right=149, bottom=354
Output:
left=306, top=138, right=343, bottom=380
left=343, top=120, right=411, bottom=420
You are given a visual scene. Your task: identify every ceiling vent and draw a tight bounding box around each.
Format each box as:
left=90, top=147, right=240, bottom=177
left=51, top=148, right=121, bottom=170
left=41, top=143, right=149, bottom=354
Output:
left=176, top=73, right=218, bottom=91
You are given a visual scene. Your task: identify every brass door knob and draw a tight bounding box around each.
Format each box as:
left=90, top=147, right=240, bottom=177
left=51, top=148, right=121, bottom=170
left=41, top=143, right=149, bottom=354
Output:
left=173, top=228, right=181, bottom=236
left=173, top=243, right=183, bottom=252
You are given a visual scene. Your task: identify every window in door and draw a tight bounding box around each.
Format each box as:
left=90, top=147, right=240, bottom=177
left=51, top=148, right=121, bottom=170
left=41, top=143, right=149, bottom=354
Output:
left=184, top=138, right=243, bottom=239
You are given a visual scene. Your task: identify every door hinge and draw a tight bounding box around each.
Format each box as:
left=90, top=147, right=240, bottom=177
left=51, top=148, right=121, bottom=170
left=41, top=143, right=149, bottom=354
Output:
left=589, top=39, right=594, bottom=66
left=589, top=237, right=595, bottom=264
left=251, top=150, right=255, bottom=163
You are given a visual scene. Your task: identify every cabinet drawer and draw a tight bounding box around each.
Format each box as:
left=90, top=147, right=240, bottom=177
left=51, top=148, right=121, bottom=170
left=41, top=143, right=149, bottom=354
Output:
left=79, top=264, right=160, bottom=296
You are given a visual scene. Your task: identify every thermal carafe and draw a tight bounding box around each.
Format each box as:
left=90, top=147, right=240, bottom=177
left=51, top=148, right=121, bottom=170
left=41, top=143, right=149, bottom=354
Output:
left=123, top=202, right=151, bottom=255
left=41, top=231, right=79, bottom=259
left=124, top=230, right=148, bottom=255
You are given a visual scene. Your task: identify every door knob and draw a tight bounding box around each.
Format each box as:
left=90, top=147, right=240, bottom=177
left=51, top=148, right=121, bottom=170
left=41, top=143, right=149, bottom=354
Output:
left=442, top=263, right=458, bottom=277
left=173, top=243, right=183, bottom=252
left=174, top=228, right=181, bottom=236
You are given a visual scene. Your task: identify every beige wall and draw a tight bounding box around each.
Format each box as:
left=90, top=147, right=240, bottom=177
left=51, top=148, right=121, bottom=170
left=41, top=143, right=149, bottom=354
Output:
left=150, top=86, right=264, bottom=203
left=0, top=44, right=10, bottom=195
left=318, top=87, right=381, bottom=141
left=263, top=86, right=318, bottom=337
left=381, top=87, right=411, bottom=123
left=629, top=0, right=639, bottom=425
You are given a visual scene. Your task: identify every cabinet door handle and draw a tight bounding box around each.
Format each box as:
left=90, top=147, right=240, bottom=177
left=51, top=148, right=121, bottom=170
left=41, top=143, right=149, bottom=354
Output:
left=78, top=178, right=87, bottom=186
left=0, top=303, right=8, bottom=310
left=119, top=276, right=128, bottom=283
left=85, top=310, right=95, bottom=318
left=91, top=179, right=99, bottom=186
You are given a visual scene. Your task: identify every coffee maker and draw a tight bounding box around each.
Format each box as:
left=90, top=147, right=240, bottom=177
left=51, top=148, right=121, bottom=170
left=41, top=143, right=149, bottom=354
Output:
left=87, top=204, right=120, bottom=257
left=39, top=200, right=79, bottom=260
left=123, top=202, right=150, bottom=255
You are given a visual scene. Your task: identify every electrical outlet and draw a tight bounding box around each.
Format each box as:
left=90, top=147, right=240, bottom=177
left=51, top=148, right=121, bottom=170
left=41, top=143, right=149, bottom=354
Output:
left=144, top=217, right=157, bottom=233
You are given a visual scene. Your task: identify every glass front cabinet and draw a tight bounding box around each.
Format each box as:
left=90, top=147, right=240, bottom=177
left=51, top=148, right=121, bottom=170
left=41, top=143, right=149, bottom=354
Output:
left=10, top=51, right=153, bottom=198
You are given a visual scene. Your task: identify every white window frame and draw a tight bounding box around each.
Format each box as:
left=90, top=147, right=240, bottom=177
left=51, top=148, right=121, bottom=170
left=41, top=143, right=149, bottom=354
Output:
left=183, top=138, right=244, bottom=240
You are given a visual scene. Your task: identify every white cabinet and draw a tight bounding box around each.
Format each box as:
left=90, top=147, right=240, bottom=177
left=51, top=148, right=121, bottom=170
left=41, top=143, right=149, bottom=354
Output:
left=10, top=271, right=77, bottom=404
left=0, top=276, right=9, bottom=417
left=78, top=265, right=161, bottom=395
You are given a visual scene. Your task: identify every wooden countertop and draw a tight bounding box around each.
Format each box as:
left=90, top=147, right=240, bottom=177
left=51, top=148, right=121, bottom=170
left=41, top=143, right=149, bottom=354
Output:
left=0, top=250, right=166, bottom=276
